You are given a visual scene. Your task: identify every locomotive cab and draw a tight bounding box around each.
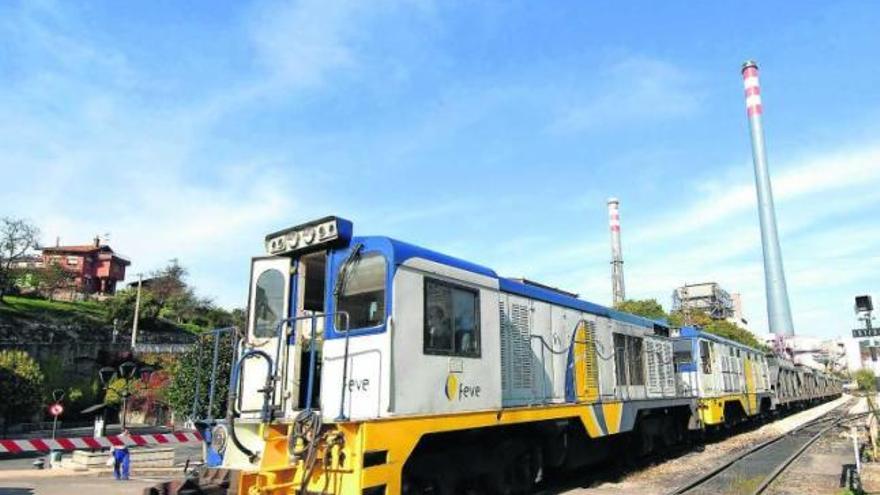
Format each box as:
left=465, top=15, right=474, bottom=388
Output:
left=240, top=250, right=330, bottom=419
left=237, top=216, right=389, bottom=424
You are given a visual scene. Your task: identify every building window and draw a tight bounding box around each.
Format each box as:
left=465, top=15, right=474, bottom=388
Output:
left=613, top=333, right=645, bottom=386
left=336, top=253, right=386, bottom=330
left=66, top=256, right=79, bottom=265
left=423, top=278, right=480, bottom=357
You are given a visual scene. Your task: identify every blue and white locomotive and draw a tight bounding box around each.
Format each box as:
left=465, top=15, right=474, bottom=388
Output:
left=204, top=216, right=840, bottom=495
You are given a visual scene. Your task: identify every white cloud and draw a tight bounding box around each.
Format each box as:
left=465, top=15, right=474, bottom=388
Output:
left=634, top=145, right=880, bottom=244
left=248, top=0, right=368, bottom=89
left=550, top=56, right=704, bottom=133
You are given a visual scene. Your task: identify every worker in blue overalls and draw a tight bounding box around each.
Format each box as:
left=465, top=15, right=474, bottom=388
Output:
left=112, top=429, right=131, bottom=480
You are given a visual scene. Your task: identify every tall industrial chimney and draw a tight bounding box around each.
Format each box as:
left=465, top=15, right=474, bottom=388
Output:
left=741, top=60, right=795, bottom=337
left=607, top=197, right=626, bottom=305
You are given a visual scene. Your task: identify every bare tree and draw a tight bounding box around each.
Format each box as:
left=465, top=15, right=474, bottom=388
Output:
left=0, top=217, right=40, bottom=303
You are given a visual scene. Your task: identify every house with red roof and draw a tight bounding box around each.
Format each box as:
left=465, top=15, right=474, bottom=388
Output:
left=40, top=237, right=130, bottom=297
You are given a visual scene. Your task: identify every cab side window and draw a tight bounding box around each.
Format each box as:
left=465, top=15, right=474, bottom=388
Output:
left=424, top=278, right=481, bottom=357
left=254, top=269, right=286, bottom=338
left=700, top=340, right=712, bottom=374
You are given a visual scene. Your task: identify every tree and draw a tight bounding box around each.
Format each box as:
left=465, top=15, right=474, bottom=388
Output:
left=36, top=262, right=76, bottom=301
left=703, top=319, right=767, bottom=350
left=854, top=368, right=876, bottom=392
left=166, top=332, right=234, bottom=420
left=104, top=288, right=159, bottom=329
left=103, top=259, right=241, bottom=335
left=148, top=259, right=189, bottom=312
left=668, top=309, right=766, bottom=350
left=668, top=309, right=713, bottom=329
left=0, top=218, right=40, bottom=303
left=614, top=299, right=668, bottom=321
left=0, top=350, right=45, bottom=425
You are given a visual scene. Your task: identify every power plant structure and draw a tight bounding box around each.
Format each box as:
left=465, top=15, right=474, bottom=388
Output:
left=607, top=197, right=626, bottom=305
left=741, top=60, right=796, bottom=337
left=672, top=282, right=735, bottom=320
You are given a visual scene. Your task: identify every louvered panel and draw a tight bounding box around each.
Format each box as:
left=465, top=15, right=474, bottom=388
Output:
left=499, top=301, right=510, bottom=393
left=722, top=356, right=730, bottom=392
left=582, top=321, right=599, bottom=398
left=646, top=340, right=661, bottom=395
left=511, top=303, right=533, bottom=391
left=662, top=342, right=675, bottom=394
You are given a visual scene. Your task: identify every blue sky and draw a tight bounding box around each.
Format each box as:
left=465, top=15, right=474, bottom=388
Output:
left=2, top=1, right=879, bottom=339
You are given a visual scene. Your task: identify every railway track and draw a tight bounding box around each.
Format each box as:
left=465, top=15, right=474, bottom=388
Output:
left=666, top=402, right=861, bottom=495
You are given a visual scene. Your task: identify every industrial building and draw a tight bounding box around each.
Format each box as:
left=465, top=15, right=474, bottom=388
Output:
left=671, top=282, right=748, bottom=327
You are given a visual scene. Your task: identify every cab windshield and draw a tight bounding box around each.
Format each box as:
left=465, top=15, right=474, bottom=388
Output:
left=336, top=253, right=386, bottom=330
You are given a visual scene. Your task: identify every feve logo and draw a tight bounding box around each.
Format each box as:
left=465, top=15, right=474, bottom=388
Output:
left=445, top=374, right=458, bottom=401
left=444, top=373, right=481, bottom=401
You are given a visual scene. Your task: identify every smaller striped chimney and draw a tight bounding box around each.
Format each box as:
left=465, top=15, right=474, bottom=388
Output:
left=608, top=198, right=626, bottom=306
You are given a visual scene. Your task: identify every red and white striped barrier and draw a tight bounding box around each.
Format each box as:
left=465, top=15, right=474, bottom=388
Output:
left=0, top=431, right=202, bottom=454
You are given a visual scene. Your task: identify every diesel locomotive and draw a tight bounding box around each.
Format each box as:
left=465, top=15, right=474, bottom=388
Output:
left=198, top=216, right=841, bottom=495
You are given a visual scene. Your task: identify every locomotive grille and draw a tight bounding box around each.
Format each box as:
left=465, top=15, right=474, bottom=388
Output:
left=580, top=320, right=599, bottom=399
left=510, top=302, right=533, bottom=391
left=662, top=342, right=675, bottom=393
left=499, top=302, right=509, bottom=393
left=646, top=340, right=660, bottom=395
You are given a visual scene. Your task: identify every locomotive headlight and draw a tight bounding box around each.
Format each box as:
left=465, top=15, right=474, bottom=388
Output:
left=264, top=216, right=353, bottom=257
left=301, top=226, right=316, bottom=244
left=266, top=236, right=287, bottom=255
left=211, top=424, right=228, bottom=453
left=285, top=232, right=299, bottom=250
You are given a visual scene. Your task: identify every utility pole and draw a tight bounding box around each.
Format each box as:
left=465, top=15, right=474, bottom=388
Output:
left=682, top=284, right=692, bottom=327
left=131, top=273, right=143, bottom=349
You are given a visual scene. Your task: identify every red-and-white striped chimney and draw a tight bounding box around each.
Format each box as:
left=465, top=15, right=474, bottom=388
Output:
left=607, top=197, right=625, bottom=305
left=741, top=60, right=796, bottom=337
left=742, top=62, right=763, bottom=117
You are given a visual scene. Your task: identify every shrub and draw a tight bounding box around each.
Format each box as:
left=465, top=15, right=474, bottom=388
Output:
left=854, top=368, right=876, bottom=392
left=0, top=350, right=45, bottom=424
left=166, top=333, right=233, bottom=420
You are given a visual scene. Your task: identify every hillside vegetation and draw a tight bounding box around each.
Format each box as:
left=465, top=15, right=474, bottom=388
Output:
left=0, top=260, right=242, bottom=343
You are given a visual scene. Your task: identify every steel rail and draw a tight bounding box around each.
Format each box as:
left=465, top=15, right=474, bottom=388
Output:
left=665, top=403, right=856, bottom=495
left=749, top=417, right=843, bottom=495
left=750, top=410, right=869, bottom=495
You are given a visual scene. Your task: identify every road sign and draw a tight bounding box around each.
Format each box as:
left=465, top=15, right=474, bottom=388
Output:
left=49, top=403, right=63, bottom=417
left=853, top=328, right=880, bottom=338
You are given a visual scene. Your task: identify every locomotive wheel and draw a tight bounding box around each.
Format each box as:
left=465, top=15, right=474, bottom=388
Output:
left=402, top=476, right=457, bottom=495
left=489, top=441, right=542, bottom=495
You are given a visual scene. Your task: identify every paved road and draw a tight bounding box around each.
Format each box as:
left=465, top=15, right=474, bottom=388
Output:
left=0, top=442, right=201, bottom=495
left=0, top=473, right=163, bottom=495
left=0, top=443, right=202, bottom=495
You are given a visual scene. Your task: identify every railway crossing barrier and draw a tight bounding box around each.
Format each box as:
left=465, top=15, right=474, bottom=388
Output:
left=0, top=430, right=202, bottom=454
